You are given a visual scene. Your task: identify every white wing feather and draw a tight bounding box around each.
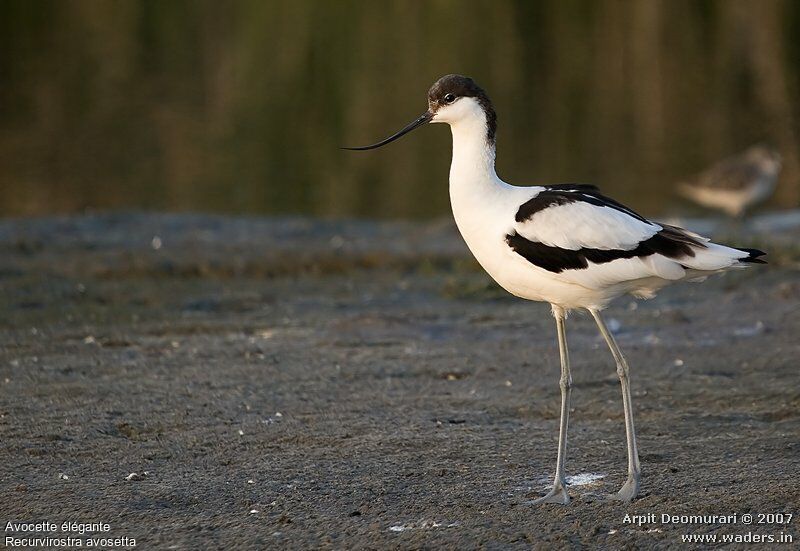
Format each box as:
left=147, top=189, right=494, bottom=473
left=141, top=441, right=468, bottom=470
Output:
left=513, top=199, right=661, bottom=251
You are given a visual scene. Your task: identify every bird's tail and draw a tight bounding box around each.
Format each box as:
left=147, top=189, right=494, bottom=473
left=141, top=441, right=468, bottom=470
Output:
left=680, top=241, right=766, bottom=271
left=656, top=224, right=766, bottom=271
left=735, top=247, right=767, bottom=264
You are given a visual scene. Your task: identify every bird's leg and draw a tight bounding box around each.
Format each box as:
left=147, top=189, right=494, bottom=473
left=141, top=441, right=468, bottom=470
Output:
left=532, top=305, right=571, bottom=505
left=589, top=309, right=641, bottom=503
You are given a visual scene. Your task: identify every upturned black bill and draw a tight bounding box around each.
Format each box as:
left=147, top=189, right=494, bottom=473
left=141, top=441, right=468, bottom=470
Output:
left=342, top=111, right=433, bottom=150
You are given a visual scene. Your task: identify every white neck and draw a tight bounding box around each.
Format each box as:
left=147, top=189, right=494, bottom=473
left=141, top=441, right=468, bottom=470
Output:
left=449, top=117, right=496, bottom=180
left=447, top=110, right=505, bottom=215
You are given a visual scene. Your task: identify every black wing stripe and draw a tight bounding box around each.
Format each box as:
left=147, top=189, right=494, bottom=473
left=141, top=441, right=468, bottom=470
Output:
left=544, top=183, right=600, bottom=192
left=506, top=230, right=697, bottom=274
left=515, top=186, right=650, bottom=224
left=514, top=191, right=579, bottom=222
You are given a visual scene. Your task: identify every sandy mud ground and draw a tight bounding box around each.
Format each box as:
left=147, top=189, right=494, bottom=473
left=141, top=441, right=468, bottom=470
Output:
left=1, top=213, right=799, bottom=549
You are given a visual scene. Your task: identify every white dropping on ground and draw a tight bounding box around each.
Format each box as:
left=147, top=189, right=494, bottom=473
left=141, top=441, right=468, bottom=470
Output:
left=565, top=473, right=605, bottom=487
left=537, top=472, right=605, bottom=490
left=345, top=74, right=767, bottom=505
left=388, top=520, right=460, bottom=532
left=733, top=320, right=765, bottom=337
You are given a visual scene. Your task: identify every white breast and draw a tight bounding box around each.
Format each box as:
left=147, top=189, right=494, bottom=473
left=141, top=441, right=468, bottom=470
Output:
left=449, top=177, right=600, bottom=306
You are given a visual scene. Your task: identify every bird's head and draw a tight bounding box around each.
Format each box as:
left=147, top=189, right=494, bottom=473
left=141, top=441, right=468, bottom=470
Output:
left=343, top=74, right=496, bottom=151
left=426, top=75, right=496, bottom=138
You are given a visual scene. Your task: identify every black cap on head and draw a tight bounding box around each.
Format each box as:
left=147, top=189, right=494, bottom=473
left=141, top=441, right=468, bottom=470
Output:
left=427, top=74, right=487, bottom=104
left=428, top=74, right=497, bottom=143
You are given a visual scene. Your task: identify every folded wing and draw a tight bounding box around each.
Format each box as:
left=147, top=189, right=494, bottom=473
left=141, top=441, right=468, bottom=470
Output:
left=504, top=185, right=756, bottom=289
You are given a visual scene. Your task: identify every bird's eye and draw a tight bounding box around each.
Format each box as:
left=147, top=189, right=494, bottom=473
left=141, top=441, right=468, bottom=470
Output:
left=443, top=93, right=456, bottom=104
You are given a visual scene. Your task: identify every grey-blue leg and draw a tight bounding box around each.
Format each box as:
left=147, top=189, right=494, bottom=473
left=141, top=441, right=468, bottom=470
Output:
left=532, top=305, right=572, bottom=505
left=590, top=309, right=641, bottom=502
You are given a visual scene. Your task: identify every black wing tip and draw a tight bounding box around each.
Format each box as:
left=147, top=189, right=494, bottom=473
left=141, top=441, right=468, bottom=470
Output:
left=739, top=248, right=767, bottom=264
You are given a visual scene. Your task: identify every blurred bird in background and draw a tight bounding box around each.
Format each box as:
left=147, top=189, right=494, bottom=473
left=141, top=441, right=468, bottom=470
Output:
left=677, top=145, right=782, bottom=218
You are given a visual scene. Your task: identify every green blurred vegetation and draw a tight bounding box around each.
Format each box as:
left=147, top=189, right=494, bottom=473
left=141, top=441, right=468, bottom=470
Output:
left=0, top=0, right=798, bottom=218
